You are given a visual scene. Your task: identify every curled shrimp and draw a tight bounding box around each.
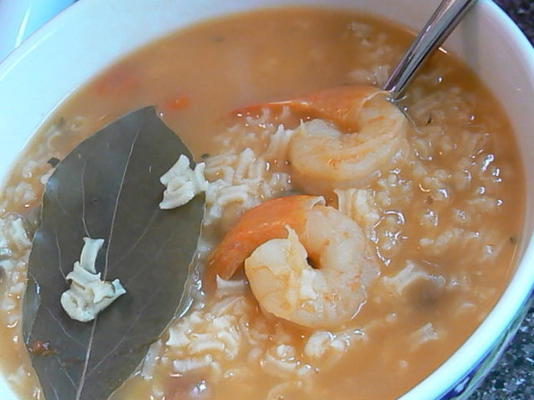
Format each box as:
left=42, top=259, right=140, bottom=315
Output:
left=206, top=196, right=321, bottom=283
left=207, top=195, right=379, bottom=329
left=236, top=85, right=411, bottom=194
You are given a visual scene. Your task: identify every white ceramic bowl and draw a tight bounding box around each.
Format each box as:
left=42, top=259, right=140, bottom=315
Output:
left=0, top=0, right=533, bottom=399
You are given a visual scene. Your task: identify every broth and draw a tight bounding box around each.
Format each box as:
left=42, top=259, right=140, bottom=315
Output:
left=0, top=7, right=524, bottom=400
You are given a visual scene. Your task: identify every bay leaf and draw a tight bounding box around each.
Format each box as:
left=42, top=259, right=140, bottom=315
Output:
left=22, top=107, right=204, bottom=400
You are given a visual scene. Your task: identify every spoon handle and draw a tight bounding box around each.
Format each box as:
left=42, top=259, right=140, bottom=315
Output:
left=383, top=0, right=477, bottom=99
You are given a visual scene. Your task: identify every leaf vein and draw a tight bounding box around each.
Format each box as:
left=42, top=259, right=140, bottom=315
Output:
left=109, top=208, right=159, bottom=269
left=86, top=286, right=162, bottom=378
left=55, top=232, right=66, bottom=280
left=124, top=228, right=178, bottom=285
left=52, top=354, right=77, bottom=389
left=80, top=160, right=91, bottom=238
left=75, top=318, right=97, bottom=400
left=46, top=308, right=85, bottom=348
left=103, top=127, right=141, bottom=279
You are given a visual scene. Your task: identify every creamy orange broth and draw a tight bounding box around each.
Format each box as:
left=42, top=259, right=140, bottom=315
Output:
left=0, top=7, right=524, bottom=400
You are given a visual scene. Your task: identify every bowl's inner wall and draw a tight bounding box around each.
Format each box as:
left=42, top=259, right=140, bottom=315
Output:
left=0, top=1, right=532, bottom=399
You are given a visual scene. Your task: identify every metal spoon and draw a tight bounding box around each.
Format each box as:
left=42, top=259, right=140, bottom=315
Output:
left=384, top=0, right=477, bottom=100
left=232, top=0, right=478, bottom=126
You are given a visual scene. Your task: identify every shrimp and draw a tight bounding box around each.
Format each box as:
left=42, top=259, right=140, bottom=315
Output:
left=206, top=195, right=379, bottom=329
left=206, top=195, right=322, bottom=283
left=235, top=85, right=411, bottom=194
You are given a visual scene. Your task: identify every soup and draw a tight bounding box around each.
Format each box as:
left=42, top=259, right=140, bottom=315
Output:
left=0, top=7, right=524, bottom=400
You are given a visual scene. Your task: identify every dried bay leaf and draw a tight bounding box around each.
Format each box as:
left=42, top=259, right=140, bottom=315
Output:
left=22, top=107, right=204, bottom=400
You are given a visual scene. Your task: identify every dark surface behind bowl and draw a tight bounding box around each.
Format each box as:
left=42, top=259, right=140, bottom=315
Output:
left=472, top=3, right=533, bottom=399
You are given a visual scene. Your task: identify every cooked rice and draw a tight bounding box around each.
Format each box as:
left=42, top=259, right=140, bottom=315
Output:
left=159, top=155, right=208, bottom=209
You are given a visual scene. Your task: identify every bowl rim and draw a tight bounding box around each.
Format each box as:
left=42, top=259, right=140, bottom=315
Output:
left=0, top=0, right=533, bottom=399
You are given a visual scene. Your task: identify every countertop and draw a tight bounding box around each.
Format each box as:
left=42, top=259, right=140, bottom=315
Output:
left=471, top=1, right=533, bottom=399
